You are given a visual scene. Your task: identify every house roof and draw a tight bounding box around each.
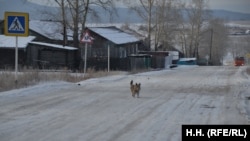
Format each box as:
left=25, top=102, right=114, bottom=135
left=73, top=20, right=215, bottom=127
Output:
left=0, top=35, right=36, bottom=49
left=30, top=42, right=78, bottom=50
left=29, top=20, right=73, bottom=41
left=88, top=27, right=141, bottom=45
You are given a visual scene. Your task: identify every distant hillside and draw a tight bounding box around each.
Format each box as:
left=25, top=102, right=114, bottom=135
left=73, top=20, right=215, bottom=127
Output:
left=1, top=1, right=250, bottom=23
left=0, top=0, right=59, bottom=20
left=211, top=10, right=250, bottom=21
left=86, top=8, right=250, bottom=23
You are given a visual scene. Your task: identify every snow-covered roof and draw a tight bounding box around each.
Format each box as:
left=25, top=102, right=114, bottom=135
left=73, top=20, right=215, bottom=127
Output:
left=29, top=21, right=73, bottom=41
left=88, top=27, right=141, bottom=45
left=30, top=42, right=78, bottom=50
left=179, top=58, right=197, bottom=61
left=0, top=35, right=36, bottom=49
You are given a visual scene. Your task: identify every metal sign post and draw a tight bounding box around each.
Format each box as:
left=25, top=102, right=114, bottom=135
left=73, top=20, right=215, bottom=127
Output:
left=4, top=12, right=29, bottom=86
left=84, top=43, right=88, bottom=74
left=108, top=44, right=110, bottom=72
left=15, top=36, right=18, bottom=84
left=80, top=30, right=93, bottom=76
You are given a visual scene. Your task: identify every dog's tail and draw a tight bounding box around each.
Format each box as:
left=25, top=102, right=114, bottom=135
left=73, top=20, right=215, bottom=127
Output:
left=130, top=80, right=133, bottom=86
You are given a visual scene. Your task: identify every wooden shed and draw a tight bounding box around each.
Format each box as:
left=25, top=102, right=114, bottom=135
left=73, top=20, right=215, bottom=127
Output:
left=139, top=51, right=169, bottom=69
left=137, top=51, right=180, bottom=69
left=129, top=54, right=151, bottom=71
left=28, top=42, right=77, bottom=70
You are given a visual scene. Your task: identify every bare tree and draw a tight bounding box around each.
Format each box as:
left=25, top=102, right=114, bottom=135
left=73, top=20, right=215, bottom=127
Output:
left=53, top=0, right=115, bottom=48
left=123, top=0, right=155, bottom=50
left=206, top=19, right=228, bottom=65
left=178, top=23, right=188, bottom=56
left=122, top=0, right=184, bottom=51
left=154, top=0, right=184, bottom=51
left=66, top=0, right=80, bottom=47
left=185, top=0, right=210, bottom=58
left=55, top=0, right=68, bottom=46
left=211, top=19, right=228, bottom=65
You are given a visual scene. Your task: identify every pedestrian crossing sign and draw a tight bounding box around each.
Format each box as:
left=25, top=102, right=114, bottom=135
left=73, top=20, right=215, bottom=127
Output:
left=80, top=30, right=94, bottom=43
left=4, top=12, right=29, bottom=36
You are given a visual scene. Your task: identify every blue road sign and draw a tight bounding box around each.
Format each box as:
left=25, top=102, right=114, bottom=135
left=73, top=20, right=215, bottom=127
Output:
left=4, top=12, right=29, bottom=36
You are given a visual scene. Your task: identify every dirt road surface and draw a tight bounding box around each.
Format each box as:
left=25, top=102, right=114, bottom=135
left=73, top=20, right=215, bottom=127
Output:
left=0, top=66, right=249, bottom=141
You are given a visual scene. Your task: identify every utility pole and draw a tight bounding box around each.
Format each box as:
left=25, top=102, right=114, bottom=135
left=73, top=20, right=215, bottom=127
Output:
left=209, top=28, right=213, bottom=63
left=107, top=44, right=110, bottom=72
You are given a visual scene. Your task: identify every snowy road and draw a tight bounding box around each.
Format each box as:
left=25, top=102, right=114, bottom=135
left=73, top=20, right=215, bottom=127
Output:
left=0, top=66, right=250, bottom=141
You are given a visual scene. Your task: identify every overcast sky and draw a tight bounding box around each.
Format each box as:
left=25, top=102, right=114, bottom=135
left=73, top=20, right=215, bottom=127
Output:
left=26, top=0, right=250, bottom=14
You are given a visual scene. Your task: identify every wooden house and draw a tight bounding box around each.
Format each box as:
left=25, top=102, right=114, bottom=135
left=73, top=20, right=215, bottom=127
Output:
left=84, top=26, right=143, bottom=71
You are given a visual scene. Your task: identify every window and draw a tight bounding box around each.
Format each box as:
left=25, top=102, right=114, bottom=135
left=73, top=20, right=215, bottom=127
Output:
left=119, top=47, right=127, bottom=58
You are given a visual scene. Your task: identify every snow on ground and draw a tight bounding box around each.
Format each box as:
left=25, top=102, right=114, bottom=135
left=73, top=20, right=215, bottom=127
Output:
left=226, top=21, right=250, bottom=28
left=0, top=66, right=249, bottom=141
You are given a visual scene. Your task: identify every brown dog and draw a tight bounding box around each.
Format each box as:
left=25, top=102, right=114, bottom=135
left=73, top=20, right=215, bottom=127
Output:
left=130, top=80, right=141, bottom=98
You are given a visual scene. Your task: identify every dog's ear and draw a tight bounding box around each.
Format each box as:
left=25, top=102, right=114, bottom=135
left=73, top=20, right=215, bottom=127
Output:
left=130, top=80, right=133, bottom=85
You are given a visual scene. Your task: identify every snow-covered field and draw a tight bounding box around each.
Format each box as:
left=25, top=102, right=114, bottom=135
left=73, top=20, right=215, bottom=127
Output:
left=0, top=66, right=249, bottom=141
